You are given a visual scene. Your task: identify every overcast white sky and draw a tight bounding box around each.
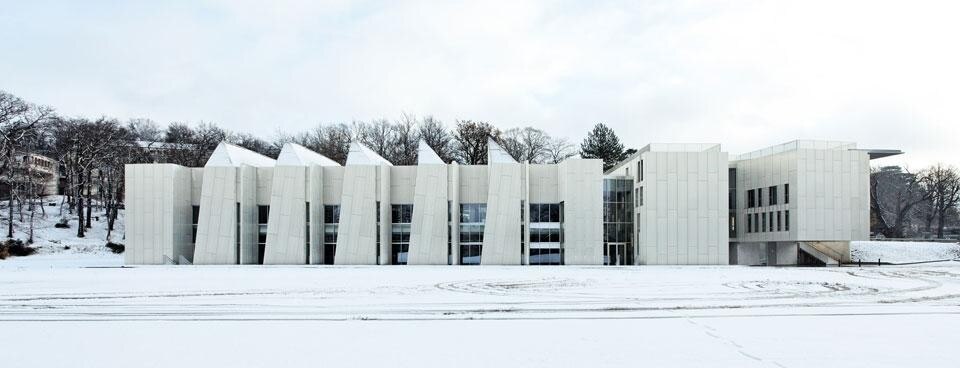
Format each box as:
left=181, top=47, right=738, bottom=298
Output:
left=2, top=0, right=957, bottom=167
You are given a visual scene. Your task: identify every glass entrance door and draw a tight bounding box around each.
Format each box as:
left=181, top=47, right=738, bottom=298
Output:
left=604, top=243, right=627, bottom=265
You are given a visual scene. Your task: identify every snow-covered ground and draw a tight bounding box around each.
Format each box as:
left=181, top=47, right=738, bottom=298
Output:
left=2, top=263, right=960, bottom=367
left=1, top=195, right=122, bottom=257
left=851, top=240, right=960, bottom=263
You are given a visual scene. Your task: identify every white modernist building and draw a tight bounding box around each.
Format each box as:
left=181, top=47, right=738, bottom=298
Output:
left=124, top=139, right=899, bottom=266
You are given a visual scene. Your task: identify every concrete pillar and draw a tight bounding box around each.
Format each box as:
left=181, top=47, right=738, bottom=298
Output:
left=450, top=163, right=460, bottom=265
left=379, top=164, right=391, bottom=265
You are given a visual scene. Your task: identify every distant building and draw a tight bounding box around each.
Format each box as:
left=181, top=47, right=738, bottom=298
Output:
left=124, top=139, right=899, bottom=266
left=1, top=152, right=59, bottom=198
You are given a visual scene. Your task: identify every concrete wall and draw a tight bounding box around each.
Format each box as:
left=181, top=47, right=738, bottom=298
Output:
left=635, top=147, right=729, bottom=265
left=481, top=163, right=522, bottom=265
left=124, top=164, right=192, bottom=264
left=193, top=166, right=239, bottom=264
left=408, top=164, right=449, bottom=265
left=263, top=165, right=308, bottom=264
left=335, top=165, right=379, bottom=264
left=559, top=159, right=603, bottom=265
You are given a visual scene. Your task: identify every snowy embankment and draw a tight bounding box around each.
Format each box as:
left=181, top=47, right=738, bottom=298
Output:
left=1, top=195, right=122, bottom=261
left=850, top=241, right=960, bottom=264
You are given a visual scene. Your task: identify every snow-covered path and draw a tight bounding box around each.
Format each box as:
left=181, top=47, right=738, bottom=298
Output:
left=2, top=263, right=959, bottom=367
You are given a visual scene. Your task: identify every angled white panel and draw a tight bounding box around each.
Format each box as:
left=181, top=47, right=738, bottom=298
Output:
left=487, top=138, right=517, bottom=164
left=193, top=166, right=239, bottom=264
left=276, top=143, right=340, bottom=167
left=417, top=141, right=445, bottom=164
left=346, top=142, right=393, bottom=166
left=205, top=142, right=275, bottom=168
left=481, top=162, right=522, bottom=265
left=408, top=163, right=449, bottom=265
left=335, top=165, right=379, bottom=264
left=263, top=165, right=308, bottom=264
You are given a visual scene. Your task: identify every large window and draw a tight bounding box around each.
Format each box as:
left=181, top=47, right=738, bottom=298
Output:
left=258, top=205, right=269, bottom=264
left=459, top=204, right=486, bottom=265
left=323, top=205, right=340, bottom=265
left=191, top=205, right=200, bottom=243
left=391, top=204, right=413, bottom=265
left=529, top=203, right=562, bottom=265
left=603, top=179, right=633, bottom=266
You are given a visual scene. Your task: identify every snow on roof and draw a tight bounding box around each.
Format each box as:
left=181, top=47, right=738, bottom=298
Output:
left=346, top=142, right=393, bottom=166
left=487, top=137, right=517, bottom=164
left=204, top=142, right=276, bottom=168
left=276, top=143, right=340, bottom=166
left=417, top=141, right=445, bottom=164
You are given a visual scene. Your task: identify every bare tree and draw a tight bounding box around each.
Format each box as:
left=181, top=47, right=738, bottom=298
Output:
left=391, top=114, right=420, bottom=165
left=870, top=166, right=930, bottom=238
left=127, top=118, right=163, bottom=142
left=355, top=119, right=394, bottom=160
left=920, top=164, right=960, bottom=238
left=499, top=127, right=550, bottom=163
left=418, top=116, right=454, bottom=163
left=544, top=136, right=577, bottom=164
left=1, top=91, right=53, bottom=238
left=317, top=123, right=352, bottom=165
left=452, top=120, right=500, bottom=165
left=230, top=132, right=277, bottom=158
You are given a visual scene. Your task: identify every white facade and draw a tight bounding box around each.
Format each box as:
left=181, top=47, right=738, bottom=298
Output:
left=125, top=139, right=890, bottom=267
left=729, top=140, right=874, bottom=265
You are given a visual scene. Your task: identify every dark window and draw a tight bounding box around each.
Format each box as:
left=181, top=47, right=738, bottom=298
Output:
left=258, top=206, right=270, bottom=223
left=784, top=184, right=790, bottom=204
left=757, top=188, right=763, bottom=207
left=753, top=213, right=759, bottom=233
left=324, top=205, right=340, bottom=224
left=640, top=160, right=644, bottom=181
left=785, top=210, right=790, bottom=231
left=191, top=206, right=200, bottom=243
left=777, top=211, right=782, bottom=231
left=747, top=189, right=755, bottom=208
left=761, top=212, right=766, bottom=232
left=747, top=213, right=752, bottom=233
left=769, top=186, right=778, bottom=205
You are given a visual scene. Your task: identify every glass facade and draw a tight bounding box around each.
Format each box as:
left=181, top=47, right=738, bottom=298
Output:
left=603, top=179, right=633, bottom=265
left=391, top=204, right=412, bottom=265
left=459, top=203, right=486, bottom=265
left=258, top=205, right=269, bottom=264
left=529, top=203, right=562, bottom=265
left=323, top=205, right=340, bottom=265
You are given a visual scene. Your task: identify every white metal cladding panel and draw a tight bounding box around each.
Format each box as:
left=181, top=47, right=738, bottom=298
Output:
left=458, top=165, right=489, bottom=203
left=379, top=165, right=391, bottom=265
left=190, top=168, right=203, bottom=205
left=124, top=164, right=190, bottom=265
left=732, top=150, right=797, bottom=243
left=335, top=165, right=378, bottom=264
left=408, top=164, right=449, bottom=265
left=559, top=159, right=603, bottom=265
left=636, top=151, right=728, bottom=265
left=308, top=165, right=324, bottom=264
left=239, top=165, right=259, bottom=264
left=322, top=166, right=344, bottom=204
left=256, top=167, right=273, bottom=205
left=481, top=163, right=522, bottom=265
left=193, top=166, right=239, bottom=264
left=389, top=166, right=417, bottom=204
left=264, top=165, right=308, bottom=264
left=528, top=164, right=559, bottom=203
left=794, top=149, right=869, bottom=241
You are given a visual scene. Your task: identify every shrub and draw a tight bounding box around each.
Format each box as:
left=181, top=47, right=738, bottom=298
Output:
left=54, top=218, right=70, bottom=229
left=0, top=239, right=36, bottom=259
left=106, top=242, right=125, bottom=254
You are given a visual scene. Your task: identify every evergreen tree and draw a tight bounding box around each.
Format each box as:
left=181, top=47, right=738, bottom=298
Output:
left=580, top=123, right=627, bottom=171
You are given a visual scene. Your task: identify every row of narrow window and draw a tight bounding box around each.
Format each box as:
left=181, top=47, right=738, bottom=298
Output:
left=746, top=183, right=789, bottom=208
left=745, top=210, right=790, bottom=233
